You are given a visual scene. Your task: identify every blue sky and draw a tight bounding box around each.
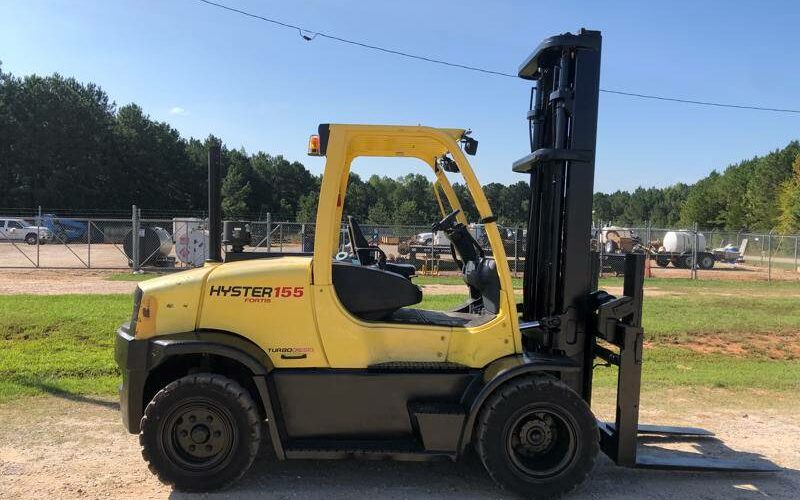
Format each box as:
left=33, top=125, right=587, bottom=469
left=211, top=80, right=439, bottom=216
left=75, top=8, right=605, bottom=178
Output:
left=1, top=0, right=798, bottom=192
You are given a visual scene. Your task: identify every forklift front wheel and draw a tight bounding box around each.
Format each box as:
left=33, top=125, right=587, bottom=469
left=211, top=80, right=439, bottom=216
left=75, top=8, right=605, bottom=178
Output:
left=139, top=373, right=261, bottom=491
left=476, top=376, right=598, bottom=499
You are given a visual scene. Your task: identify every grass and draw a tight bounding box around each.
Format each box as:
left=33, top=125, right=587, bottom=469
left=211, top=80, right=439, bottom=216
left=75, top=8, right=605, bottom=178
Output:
left=592, top=347, right=800, bottom=391
left=0, top=295, right=130, bottom=401
left=1, top=277, right=798, bottom=402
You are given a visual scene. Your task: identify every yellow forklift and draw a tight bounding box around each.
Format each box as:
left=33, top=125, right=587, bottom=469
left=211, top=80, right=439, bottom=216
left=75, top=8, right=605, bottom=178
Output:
left=116, top=29, right=775, bottom=498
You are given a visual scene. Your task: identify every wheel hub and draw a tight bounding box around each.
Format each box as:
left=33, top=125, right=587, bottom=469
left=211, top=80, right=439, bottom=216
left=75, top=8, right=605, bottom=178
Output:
left=517, top=414, right=556, bottom=455
left=506, top=406, right=577, bottom=479
left=170, top=405, right=232, bottom=461
left=190, top=425, right=210, bottom=444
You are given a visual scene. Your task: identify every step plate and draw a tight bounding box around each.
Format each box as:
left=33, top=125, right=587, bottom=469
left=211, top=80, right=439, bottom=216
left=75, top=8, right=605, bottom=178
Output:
left=284, top=446, right=456, bottom=462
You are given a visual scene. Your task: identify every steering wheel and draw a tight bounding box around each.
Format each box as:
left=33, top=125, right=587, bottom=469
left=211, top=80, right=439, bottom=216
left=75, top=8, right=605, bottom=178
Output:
left=431, top=209, right=461, bottom=233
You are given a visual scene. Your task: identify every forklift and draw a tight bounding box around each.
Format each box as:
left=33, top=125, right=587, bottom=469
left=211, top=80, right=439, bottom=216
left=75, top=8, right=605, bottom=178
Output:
left=115, top=29, right=776, bottom=498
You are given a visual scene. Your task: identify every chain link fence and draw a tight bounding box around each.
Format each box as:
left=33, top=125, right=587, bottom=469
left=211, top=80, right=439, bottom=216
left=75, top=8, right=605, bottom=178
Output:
left=598, top=223, right=800, bottom=281
left=2, top=208, right=799, bottom=281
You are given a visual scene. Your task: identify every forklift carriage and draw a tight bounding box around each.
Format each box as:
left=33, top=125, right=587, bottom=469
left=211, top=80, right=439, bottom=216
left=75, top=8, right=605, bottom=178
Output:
left=115, top=29, right=776, bottom=497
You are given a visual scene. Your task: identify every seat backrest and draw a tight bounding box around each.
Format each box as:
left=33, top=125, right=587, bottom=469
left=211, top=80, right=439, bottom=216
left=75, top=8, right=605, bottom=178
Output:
left=347, top=216, right=375, bottom=265
left=463, top=257, right=501, bottom=314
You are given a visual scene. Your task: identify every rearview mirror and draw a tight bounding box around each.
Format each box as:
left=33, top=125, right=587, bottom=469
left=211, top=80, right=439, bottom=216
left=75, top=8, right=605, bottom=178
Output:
left=462, top=137, right=478, bottom=155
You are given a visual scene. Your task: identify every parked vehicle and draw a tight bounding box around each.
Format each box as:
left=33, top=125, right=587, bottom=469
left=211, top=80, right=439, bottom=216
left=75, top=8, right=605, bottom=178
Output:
left=0, top=217, right=52, bottom=244
left=39, top=214, right=88, bottom=242
left=650, top=230, right=715, bottom=269
left=412, top=229, right=449, bottom=246
left=712, top=239, right=747, bottom=264
left=598, top=226, right=642, bottom=253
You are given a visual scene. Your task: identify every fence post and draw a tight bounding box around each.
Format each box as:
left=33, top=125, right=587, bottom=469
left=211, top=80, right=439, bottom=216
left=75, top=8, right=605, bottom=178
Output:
left=132, top=205, right=141, bottom=273
left=266, top=212, right=272, bottom=252
left=514, top=227, right=519, bottom=276
left=36, top=205, right=41, bottom=268
left=767, top=231, right=772, bottom=283
left=795, top=236, right=798, bottom=272
left=599, top=225, right=605, bottom=277
left=692, top=222, right=698, bottom=280
left=87, top=218, right=92, bottom=269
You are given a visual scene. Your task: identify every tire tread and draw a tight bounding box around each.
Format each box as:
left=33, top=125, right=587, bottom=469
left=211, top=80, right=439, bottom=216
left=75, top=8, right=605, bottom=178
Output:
left=139, top=373, right=261, bottom=491
left=475, top=375, right=599, bottom=499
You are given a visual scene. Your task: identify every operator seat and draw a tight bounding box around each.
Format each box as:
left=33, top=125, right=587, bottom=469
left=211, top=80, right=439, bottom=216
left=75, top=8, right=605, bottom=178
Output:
left=347, top=216, right=416, bottom=279
left=332, top=261, right=422, bottom=320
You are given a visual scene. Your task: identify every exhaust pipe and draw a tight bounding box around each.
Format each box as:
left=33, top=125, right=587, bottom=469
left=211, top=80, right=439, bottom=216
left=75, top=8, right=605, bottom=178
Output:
left=207, top=144, right=222, bottom=262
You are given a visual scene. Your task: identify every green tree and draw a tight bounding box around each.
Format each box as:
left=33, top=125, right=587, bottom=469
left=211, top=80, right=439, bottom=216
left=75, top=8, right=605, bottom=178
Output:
left=777, top=154, right=800, bottom=233
left=0, top=69, right=117, bottom=207
left=221, top=148, right=255, bottom=217
left=251, top=153, right=316, bottom=219
left=367, top=200, right=393, bottom=224
left=393, top=200, right=419, bottom=225
left=296, top=192, right=319, bottom=222
left=680, top=172, right=726, bottom=228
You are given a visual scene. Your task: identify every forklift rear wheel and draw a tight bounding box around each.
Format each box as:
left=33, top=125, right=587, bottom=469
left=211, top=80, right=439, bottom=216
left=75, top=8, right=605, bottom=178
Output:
left=476, top=376, right=598, bottom=499
left=139, top=373, right=261, bottom=491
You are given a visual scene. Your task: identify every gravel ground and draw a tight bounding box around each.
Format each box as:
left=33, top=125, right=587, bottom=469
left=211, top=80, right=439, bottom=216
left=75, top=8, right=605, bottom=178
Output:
left=0, top=388, right=797, bottom=500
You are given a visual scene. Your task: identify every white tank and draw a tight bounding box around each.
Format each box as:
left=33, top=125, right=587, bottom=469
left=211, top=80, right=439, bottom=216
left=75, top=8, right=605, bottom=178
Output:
left=662, top=231, right=706, bottom=253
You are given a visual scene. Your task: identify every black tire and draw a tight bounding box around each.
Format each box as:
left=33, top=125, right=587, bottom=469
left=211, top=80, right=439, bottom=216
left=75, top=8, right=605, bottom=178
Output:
left=476, top=376, right=599, bottom=499
left=679, top=254, right=693, bottom=269
left=25, top=233, right=38, bottom=245
left=699, top=254, right=714, bottom=270
left=655, top=255, right=669, bottom=268
left=139, top=373, right=261, bottom=491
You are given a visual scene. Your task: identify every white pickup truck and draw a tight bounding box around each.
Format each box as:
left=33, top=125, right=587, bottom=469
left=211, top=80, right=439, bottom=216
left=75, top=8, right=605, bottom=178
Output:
left=0, top=218, right=52, bottom=244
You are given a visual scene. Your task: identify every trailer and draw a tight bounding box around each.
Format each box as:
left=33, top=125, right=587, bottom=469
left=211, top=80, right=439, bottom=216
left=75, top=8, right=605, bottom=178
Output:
left=650, top=231, right=715, bottom=269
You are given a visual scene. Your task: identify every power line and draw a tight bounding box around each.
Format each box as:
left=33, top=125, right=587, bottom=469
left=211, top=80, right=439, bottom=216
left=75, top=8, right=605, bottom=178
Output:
left=599, top=89, right=800, bottom=114
left=196, top=0, right=800, bottom=114
left=196, top=0, right=515, bottom=77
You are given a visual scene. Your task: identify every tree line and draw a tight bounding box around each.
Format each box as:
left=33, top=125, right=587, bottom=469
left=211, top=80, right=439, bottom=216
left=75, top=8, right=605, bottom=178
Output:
left=593, top=141, right=800, bottom=232
left=2, top=67, right=799, bottom=232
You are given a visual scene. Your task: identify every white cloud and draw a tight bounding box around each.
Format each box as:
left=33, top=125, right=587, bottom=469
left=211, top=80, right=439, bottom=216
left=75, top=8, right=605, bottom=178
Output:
left=169, top=106, right=187, bottom=116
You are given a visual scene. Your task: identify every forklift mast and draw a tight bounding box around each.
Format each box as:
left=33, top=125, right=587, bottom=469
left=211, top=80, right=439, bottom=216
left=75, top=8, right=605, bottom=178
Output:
left=512, top=29, right=775, bottom=472
left=513, top=29, right=603, bottom=399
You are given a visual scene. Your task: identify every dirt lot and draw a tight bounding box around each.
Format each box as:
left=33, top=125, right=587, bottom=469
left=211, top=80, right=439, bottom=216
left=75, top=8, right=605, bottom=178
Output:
left=0, top=269, right=139, bottom=295
left=3, top=239, right=798, bottom=281
left=1, top=263, right=798, bottom=297
left=0, top=388, right=797, bottom=500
